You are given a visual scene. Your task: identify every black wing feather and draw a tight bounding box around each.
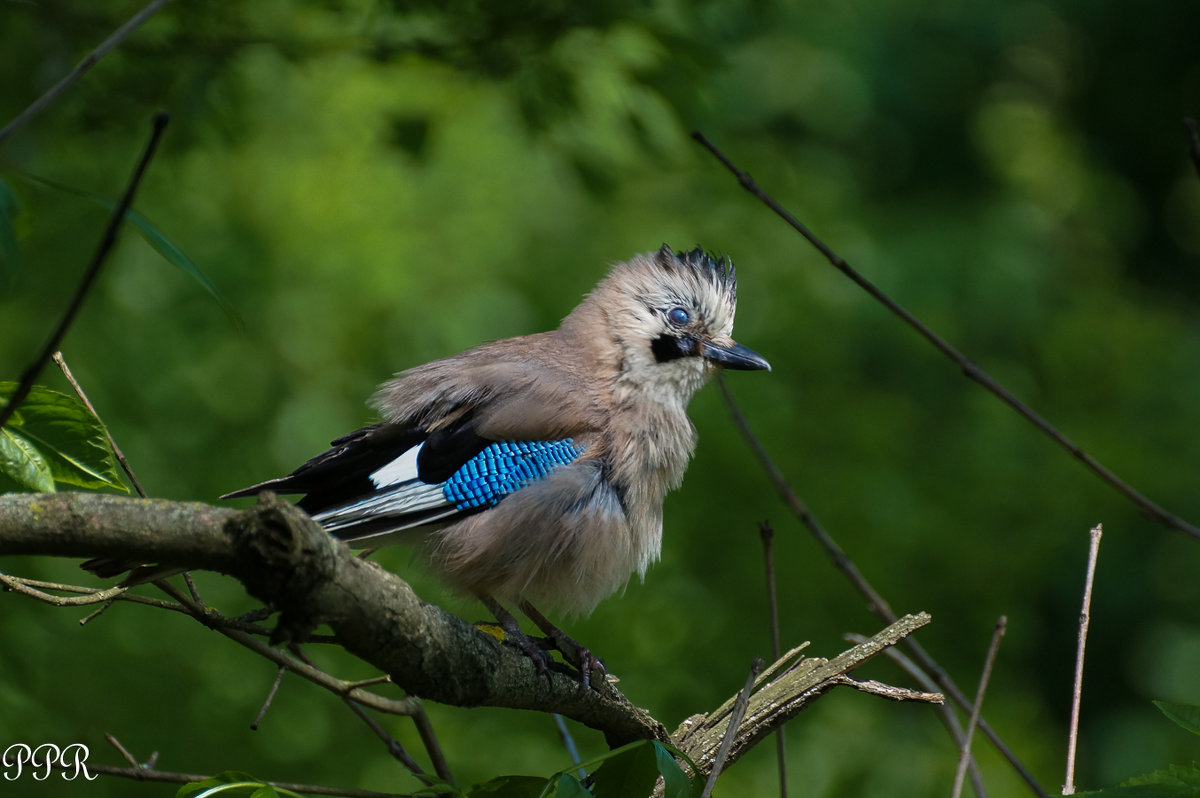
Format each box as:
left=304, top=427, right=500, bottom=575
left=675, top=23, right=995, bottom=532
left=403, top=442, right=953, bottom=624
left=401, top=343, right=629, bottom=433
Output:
left=221, top=424, right=426, bottom=512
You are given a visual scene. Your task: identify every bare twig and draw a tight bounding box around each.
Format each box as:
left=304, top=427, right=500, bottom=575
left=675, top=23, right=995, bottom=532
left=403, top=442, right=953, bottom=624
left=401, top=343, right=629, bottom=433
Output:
left=701, top=658, right=763, bottom=798
left=0, top=0, right=176, bottom=145
left=953, top=617, right=1008, bottom=798
left=251, top=665, right=288, bottom=731
left=0, top=570, right=127, bottom=605
left=53, top=351, right=147, bottom=497
left=413, top=702, right=456, bottom=787
left=718, top=376, right=896, bottom=619
left=694, top=130, right=1200, bottom=542
left=1184, top=118, right=1200, bottom=180
left=834, top=675, right=943, bottom=702
left=342, top=697, right=429, bottom=778
left=0, top=113, right=169, bottom=431
left=182, top=571, right=203, bottom=604
left=716, top=378, right=1049, bottom=798
left=1063, top=524, right=1103, bottom=796
left=144, top=580, right=422, bottom=718
left=759, top=522, right=783, bottom=661
left=287, top=643, right=434, bottom=783
left=848, top=633, right=987, bottom=797
left=553, top=713, right=586, bottom=779
left=104, top=733, right=144, bottom=768
left=759, top=521, right=788, bottom=798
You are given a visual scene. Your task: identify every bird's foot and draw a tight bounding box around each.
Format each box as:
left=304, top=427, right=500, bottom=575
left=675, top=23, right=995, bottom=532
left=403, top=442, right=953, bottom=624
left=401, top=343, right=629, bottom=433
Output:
left=519, top=601, right=608, bottom=689
left=477, top=599, right=554, bottom=682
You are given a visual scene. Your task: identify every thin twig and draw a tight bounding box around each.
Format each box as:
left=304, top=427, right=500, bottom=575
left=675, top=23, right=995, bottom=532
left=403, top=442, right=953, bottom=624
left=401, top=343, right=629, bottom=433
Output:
left=953, top=617, right=1007, bottom=798
left=694, top=130, right=1200, bottom=542
left=701, top=658, right=763, bottom=798
left=847, top=633, right=987, bottom=797
left=53, top=351, right=147, bottom=497
left=760, top=522, right=783, bottom=662
left=716, top=378, right=1049, bottom=798
left=79, top=598, right=120, bottom=625
left=104, top=733, right=144, bottom=768
left=142, top=581, right=421, bottom=717
left=0, top=0, right=176, bottom=145
left=719, top=377, right=896, bottom=620
left=1184, top=118, right=1200, bottom=180
left=182, top=571, right=203, bottom=604
left=759, top=521, right=788, bottom=798
left=251, top=665, right=288, bottom=731
left=343, top=696, right=429, bottom=778
left=553, top=713, right=585, bottom=779
left=0, top=571, right=127, bottom=605
left=1063, top=524, right=1103, bottom=796
left=413, top=702, right=456, bottom=787
left=287, top=644, right=434, bottom=783
left=0, top=113, right=170, bottom=432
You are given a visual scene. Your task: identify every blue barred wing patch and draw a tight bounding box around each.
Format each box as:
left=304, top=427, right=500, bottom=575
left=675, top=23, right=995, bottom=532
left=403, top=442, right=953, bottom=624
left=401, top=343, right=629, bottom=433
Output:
left=442, top=439, right=584, bottom=510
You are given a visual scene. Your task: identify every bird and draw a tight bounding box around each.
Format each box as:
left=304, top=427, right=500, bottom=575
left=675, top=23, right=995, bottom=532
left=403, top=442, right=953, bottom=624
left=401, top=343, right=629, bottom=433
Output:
left=123, top=245, right=768, bottom=681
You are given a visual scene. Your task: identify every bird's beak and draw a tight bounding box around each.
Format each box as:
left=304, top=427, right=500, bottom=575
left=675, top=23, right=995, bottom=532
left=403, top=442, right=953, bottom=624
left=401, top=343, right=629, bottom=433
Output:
left=700, top=340, right=771, bottom=371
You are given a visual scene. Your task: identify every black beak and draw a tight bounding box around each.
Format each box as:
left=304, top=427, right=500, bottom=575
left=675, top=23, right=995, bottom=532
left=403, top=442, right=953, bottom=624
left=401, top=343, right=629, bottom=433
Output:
left=700, top=340, right=771, bottom=371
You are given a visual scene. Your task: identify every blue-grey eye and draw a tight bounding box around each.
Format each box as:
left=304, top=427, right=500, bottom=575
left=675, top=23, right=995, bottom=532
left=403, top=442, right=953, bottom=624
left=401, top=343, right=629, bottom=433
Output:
left=667, top=307, right=691, bottom=326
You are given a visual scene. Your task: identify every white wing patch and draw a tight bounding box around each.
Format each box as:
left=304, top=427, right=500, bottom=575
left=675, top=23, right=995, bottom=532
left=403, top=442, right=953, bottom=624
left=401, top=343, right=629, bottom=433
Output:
left=313, top=441, right=458, bottom=533
left=370, top=442, right=424, bottom=487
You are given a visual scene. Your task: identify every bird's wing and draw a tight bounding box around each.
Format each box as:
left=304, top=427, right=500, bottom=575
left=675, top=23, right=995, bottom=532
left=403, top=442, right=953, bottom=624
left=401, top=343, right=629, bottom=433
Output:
left=372, top=332, right=606, bottom=443
left=222, top=344, right=603, bottom=543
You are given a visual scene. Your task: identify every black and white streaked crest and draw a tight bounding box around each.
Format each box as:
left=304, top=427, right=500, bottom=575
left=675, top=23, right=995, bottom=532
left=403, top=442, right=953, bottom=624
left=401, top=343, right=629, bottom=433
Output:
left=653, top=244, right=738, bottom=309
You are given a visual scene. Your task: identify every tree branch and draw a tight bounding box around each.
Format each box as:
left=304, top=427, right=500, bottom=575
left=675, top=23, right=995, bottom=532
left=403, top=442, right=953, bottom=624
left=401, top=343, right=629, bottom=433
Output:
left=1, top=491, right=938, bottom=777
left=0, top=491, right=665, bottom=746
left=674, top=613, right=939, bottom=777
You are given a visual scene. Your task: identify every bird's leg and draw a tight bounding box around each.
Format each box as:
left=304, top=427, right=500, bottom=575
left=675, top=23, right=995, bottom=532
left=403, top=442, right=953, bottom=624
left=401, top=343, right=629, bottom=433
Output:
left=477, top=594, right=552, bottom=680
left=518, top=600, right=607, bottom=688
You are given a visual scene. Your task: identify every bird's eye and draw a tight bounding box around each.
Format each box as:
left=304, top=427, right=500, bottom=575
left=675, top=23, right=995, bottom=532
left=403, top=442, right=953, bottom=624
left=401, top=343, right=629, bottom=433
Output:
left=667, top=307, right=691, bottom=326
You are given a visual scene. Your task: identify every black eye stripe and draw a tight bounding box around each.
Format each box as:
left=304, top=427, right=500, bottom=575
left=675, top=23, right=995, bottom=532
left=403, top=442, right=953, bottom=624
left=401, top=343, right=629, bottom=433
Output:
left=650, top=333, right=700, bottom=363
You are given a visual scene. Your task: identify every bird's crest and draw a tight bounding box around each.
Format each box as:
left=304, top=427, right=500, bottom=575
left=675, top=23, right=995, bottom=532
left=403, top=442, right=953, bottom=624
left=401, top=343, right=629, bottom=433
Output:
left=653, top=244, right=737, bottom=308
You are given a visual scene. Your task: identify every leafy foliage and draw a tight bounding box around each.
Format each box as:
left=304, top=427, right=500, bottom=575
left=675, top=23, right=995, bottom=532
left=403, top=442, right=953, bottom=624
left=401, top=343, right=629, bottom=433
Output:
left=1156, top=702, right=1200, bottom=738
left=2, top=0, right=1200, bottom=796
left=1081, top=703, right=1200, bottom=796
left=0, top=383, right=126, bottom=494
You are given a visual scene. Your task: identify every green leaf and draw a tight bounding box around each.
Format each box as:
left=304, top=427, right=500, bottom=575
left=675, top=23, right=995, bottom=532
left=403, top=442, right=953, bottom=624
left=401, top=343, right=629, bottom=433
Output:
left=1083, top=788, right=1200, bottom=797
left=124, top=205, right=244, bottom=328
left=0, top=176, right=22, bottom=279
left=0, top=426, right=55, bottom=491
left=591, top=740, right=659, bottom=798
left=550, top=773, right=591, bottom=798
left=13, top=171, right=242, bottom=328
left=404, top=778, right=464, bottom=797
left=653, top=741, right=696, bottom=798
left=176, top=772, right=262, bottom=798
left=1155, top=701, right=1200, bottom=736
left=1123, top=764, right=1200, bottom=788
left=0, top=383, right=127, bottom=493
left=1082, top=764, right=1200, bottom=796
left=466, top=775, right=546, bottom=797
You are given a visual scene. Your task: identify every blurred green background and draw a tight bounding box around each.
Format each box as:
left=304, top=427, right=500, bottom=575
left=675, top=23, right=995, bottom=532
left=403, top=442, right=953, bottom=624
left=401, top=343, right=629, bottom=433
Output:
left=2, top=1, right=1199, bottom=796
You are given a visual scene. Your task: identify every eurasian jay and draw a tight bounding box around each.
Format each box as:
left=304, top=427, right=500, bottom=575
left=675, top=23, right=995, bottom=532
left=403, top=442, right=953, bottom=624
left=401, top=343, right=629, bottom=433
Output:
left=199, top=246, right=768, bottom=678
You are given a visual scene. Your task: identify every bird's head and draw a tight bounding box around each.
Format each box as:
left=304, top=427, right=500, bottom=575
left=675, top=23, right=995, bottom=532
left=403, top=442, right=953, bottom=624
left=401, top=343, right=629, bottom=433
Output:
left=568, top=245, right=770, bottom=406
